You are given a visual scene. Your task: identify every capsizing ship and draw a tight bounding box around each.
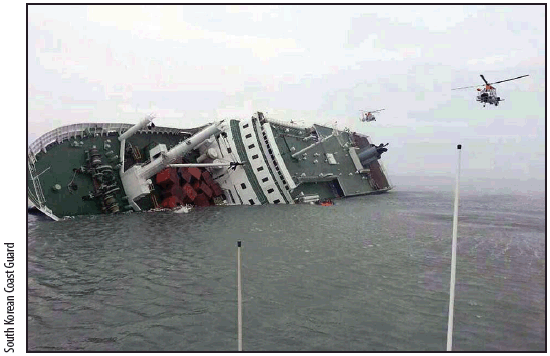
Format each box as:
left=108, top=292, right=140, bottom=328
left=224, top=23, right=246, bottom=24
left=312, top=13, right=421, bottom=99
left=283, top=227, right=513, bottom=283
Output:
left=27, top=112, right=391, bottom=221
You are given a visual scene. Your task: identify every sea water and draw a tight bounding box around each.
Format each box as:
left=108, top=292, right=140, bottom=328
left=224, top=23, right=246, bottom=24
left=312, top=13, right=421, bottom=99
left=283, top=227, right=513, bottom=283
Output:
left=27, top=186, right=545, bottom=351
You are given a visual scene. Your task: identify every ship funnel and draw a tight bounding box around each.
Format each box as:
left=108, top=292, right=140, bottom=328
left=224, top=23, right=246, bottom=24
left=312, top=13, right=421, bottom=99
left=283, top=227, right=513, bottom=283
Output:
left=357, top=143, right=389, bottom=167
left=357, top=146, right=377, bottom=161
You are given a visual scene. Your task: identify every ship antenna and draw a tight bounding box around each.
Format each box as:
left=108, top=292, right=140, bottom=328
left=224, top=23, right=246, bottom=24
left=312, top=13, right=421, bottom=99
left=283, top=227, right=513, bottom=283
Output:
left=447, top=144, right=461, bottom=351
left=237, top=241, right=243, bottom=351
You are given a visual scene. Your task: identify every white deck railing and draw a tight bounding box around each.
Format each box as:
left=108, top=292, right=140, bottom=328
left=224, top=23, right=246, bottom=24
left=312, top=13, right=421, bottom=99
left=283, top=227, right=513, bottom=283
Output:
left=266, top=118, right=310, bottom=130
left=28, top=122, right=193, bottom=157
left=28, top=123, right=132, bottom=156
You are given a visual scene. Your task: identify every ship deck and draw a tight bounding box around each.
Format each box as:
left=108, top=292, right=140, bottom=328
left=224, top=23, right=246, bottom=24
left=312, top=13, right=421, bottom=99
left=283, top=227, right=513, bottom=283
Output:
left=267, top=122, right=390, bottom=200
left=28, top=119, right=391, bottom=217
left=29, top=127, right=198, bottom=217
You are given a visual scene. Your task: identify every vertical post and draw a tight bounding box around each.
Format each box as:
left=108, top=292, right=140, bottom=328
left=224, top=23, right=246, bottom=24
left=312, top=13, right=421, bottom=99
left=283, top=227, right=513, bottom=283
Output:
left=447, top=144, right=461, bottom=351
left=237, top=241, right=242, bottom=351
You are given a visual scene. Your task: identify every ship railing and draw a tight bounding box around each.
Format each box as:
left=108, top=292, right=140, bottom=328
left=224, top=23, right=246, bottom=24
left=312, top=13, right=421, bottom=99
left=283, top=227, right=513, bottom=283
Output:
left=136, top=126, right=191, bottom=136
left=266, top=118, right=310, bottom=130
left=29, top=123, right=195, bottom=156
left=29, top=123, right=132, bottom=156
left=27, top=150, right=36, bottom=170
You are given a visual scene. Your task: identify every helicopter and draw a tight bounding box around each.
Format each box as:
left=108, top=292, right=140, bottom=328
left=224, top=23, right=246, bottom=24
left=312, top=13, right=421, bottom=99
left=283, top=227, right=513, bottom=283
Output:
left=360, top=109, right=385, bottom=122
left=452, top=74, right=529, bottom=107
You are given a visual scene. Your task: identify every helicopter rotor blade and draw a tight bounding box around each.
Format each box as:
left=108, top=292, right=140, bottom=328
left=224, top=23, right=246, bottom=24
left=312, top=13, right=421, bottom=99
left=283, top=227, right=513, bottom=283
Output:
left=451, top=84, right=482, bottom=90
left=361, top=109, right=385, bottom=113
left=480, top=74, right=489, bottom=85
left=489, top=74, right=529, bottom=85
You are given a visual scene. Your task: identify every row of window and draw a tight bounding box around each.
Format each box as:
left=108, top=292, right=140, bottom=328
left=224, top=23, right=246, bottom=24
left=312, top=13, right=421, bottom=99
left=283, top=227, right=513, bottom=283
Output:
left=238, top=125, right=253, bottom=202
left=240, top=182, right=279, bottom=203
left=242, top=122, right=272, bottom=187
left=262, top=130, right=290, bottom=191
left=248, top=198, right=280, bottom=204
left=241, top=121, right=280, bottom=203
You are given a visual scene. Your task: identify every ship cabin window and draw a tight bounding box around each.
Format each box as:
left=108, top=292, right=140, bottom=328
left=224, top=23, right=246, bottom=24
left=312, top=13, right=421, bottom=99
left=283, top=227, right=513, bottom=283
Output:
left=241, top=183, right=247, bottom=189
left=227, top=147, right=232, bottom=153
left=252, top=154, right=259, bottom=160
left=273, top=199, right=281, bottom=204
left=267, top=188, right=274, bottom=194
left=243, top=124, right=249, bottom=129
left=248, top=144, right=255, bottom=149
left=245, top=133, right=252, bottom=139
left=262, top=177, right=269, bottom=183
left=249, top=199, right=255, bottom=205
left=282, top=180, right=287, bottom=185
left=268, top=149, right=273, bottom=155
left=257, top=166, right=264, bottom=172
left=285, top=185, right=289, bottom=190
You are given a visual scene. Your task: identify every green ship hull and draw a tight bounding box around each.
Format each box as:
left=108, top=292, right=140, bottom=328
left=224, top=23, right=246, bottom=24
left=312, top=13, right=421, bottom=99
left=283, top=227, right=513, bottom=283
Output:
left=28, top=113, right=391, bottom=220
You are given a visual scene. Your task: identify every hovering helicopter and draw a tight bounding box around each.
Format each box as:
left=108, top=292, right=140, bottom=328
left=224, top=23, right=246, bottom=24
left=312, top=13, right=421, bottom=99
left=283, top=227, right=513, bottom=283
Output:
left=452, top=74, right=529, bottom=107
left=360, top=109, right=385, bottom=122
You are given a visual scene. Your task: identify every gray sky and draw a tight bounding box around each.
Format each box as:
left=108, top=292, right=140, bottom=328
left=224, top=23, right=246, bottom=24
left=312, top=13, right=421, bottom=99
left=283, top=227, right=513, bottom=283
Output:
left=27, top=5, right=545, bottom=192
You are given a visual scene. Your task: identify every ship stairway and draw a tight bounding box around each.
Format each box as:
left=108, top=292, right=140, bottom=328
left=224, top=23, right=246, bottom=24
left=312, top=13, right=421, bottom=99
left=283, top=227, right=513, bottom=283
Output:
left=28, top=151, right=46, bottom=207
